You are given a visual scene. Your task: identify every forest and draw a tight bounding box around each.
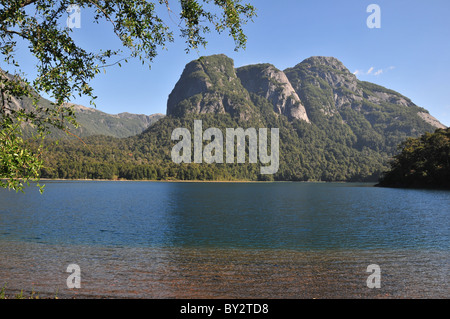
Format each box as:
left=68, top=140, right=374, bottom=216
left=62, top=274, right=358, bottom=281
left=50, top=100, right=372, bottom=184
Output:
left=378, top=128, right=450, bottom=189
left=39, top=113, right=389, bottom=182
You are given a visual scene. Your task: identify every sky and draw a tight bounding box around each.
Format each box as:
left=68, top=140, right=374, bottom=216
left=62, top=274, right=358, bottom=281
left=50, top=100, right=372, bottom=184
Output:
left=8, top=0, right=450, bottom=126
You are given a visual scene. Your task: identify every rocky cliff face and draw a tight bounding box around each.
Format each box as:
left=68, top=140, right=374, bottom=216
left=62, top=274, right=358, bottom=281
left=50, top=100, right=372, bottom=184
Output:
left=285, top=56, right=363, bottom=115
left=167, top=54, right=445, bottom=132
left=167, top=54, right=256, bottom=120
left=284, top=56, right=444, bottom=129
left=236, top=64, right=309, bottom=122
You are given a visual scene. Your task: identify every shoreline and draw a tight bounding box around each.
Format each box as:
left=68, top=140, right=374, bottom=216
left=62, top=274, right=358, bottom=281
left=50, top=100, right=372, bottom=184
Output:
left=38, top=178, right=269, bottom=183
left=37, top=178, right=375, bottom=184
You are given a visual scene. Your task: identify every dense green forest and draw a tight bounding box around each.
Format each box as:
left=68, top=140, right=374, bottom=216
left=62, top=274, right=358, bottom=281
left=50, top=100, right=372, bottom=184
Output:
left=378, top=128, right=450, bottom=188
left=40, top=113, right=388, bottom=182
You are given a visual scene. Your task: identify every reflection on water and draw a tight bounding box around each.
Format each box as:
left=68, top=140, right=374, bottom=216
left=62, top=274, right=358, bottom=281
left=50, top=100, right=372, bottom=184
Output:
left=0, top=181, right=449, bottom=298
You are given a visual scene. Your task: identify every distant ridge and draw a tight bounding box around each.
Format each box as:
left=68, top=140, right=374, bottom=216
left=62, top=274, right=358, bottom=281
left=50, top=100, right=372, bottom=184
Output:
left=66, top=103, right=165, bottom=138
left=5, top=91, right=165, bottom=138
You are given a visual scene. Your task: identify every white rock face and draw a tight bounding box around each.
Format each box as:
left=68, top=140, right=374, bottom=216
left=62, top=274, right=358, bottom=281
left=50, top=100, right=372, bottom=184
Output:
left=236, top=64, right=310, bottom=122
left=262, top=66, right=310, bottom=122
left=417, top=112, right=447, bottom=129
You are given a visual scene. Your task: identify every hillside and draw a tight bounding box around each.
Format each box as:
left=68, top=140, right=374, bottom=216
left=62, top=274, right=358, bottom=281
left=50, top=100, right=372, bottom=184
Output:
left=39, top=54, right=446, bottom=182
left=62, top=104, right=164, bottom=138
left=6, top=93, right=164, bottom=138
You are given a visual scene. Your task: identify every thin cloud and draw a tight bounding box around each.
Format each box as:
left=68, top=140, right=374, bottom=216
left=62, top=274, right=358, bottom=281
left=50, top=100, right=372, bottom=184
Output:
left=353, top=65, right=395, bottom=77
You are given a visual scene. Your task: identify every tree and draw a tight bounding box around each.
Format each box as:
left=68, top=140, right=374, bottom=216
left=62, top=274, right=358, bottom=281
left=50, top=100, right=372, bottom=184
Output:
left=0, top=0, right=256, bottom=192
left=378, top=128, right=450, bottom=188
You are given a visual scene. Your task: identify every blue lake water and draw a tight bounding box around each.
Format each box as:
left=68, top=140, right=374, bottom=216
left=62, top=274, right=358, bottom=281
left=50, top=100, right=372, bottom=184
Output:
left=0, top=181, right=449, bottom=298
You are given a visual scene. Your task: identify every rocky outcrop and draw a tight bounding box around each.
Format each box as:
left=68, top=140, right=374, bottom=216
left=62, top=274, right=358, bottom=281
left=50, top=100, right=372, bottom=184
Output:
left=418, top=112, right=446, bottom=129
left=284, top=56, right=446, bottom=129
left=298, top=56, right=361, bottom=92
left=167, top=54, right=255, bottom=120
left=236, top=64, right=309, bottom=122
left=285, top=56, right=365, bottom=115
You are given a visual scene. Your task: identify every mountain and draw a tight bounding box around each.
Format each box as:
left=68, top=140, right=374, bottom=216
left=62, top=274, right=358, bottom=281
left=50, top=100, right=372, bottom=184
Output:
left=167, top=54, right=257, bottom=120
left=5, top=92, right=164, bottom=138
left=167, top=54, right=310, bottom=122
left=63, top=103, right=164, bottom=138
left=39, top=54, right=446, bottom=182
left=167, top=54, right=445, bottom=154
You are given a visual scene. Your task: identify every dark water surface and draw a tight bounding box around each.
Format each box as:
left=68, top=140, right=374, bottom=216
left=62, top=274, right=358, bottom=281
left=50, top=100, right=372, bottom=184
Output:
left=0, top=181, right=448, bottom=298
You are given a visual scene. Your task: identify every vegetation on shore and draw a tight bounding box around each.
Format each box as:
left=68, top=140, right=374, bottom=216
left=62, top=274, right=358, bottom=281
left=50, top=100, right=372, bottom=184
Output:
left=0, top=284, right=58, bottom=299
left=38, top=113, right=388, bottom=183
left=377, top=128, right=450, bottom=189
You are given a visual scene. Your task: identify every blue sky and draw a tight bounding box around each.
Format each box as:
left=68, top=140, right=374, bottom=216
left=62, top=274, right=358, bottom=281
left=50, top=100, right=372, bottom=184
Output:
left=10, top=0, right=450, bottom=126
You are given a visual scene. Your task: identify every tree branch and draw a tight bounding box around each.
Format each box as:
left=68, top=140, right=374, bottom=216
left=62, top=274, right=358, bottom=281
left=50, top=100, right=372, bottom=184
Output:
left=20, top=0, right=39, bottom=8
left=3, top=29, right=27, bottom=38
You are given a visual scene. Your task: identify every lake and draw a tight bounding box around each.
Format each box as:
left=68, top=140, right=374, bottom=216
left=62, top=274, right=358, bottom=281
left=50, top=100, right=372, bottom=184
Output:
left=0, top=181, right=448, bottom=298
